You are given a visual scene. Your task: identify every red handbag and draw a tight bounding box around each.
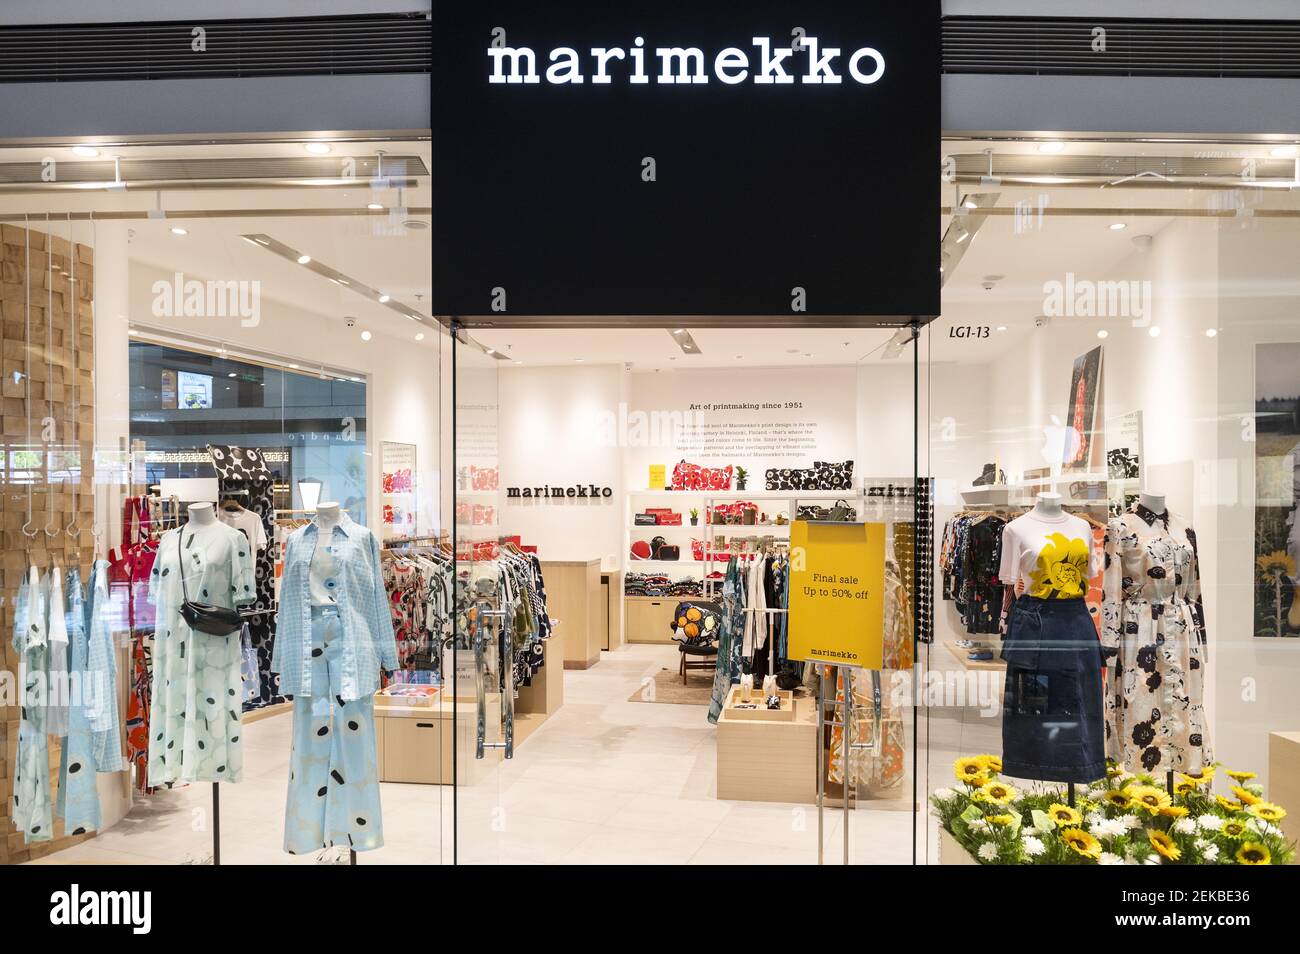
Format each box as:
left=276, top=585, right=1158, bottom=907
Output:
left=108, top=496, right=159, bottom=633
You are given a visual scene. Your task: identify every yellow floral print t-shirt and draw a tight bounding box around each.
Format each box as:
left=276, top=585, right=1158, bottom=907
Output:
left=998, top=512, right=1101, bottom=600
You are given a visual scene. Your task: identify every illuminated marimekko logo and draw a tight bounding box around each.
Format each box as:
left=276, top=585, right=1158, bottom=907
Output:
left=487, top=36, right=885, bottom=86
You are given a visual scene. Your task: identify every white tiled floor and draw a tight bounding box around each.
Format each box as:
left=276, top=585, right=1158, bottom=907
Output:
left=32, top=644, right=924, bottom=865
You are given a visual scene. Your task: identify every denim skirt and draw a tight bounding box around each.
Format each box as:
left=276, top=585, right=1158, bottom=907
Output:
left=1000, top=596, right=1106, bottom=784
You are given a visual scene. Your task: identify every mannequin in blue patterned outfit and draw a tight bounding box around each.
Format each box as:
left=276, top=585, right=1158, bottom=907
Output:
left=275, top=502, right=397, bottom=855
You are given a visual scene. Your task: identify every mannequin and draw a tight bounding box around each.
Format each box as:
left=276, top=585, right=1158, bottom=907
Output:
left=188, top=501, right=217, bottom=525
left=315, top=501, right=342, bottom=529
left=1139, top=491, right=1167, bottom=515
left=1032, top=491, right=1064, bottom=519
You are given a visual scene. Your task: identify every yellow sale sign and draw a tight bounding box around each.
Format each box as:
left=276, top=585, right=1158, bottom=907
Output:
left=787, top=520, right=886, bottom=668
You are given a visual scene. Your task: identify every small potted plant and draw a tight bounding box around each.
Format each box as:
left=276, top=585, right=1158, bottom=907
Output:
left=689, top=508, right=699, bottom=526
left=735, top=466, right=749, bottom=491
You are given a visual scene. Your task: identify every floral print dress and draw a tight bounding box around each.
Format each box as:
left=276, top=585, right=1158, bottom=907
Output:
left=1101, top=504, right=1211, bottom=774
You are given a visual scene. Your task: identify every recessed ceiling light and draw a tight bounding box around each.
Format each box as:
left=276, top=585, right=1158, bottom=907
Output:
left=514, top=360, right=522, bottom=365
left=378, top=294, right=390, bottom=303
left=1205, top=328, right=1218, bottom=338
left=367, top=202, right=384, bottom=210
left=305, top=142, right=331, bottom=155
left=334, top=278, right=349, bottom=286
left=349, top=377, right=361, bottom=383
left=1270, top=144, right=1298, bottom=158
left=408, top=314, right=419, bottom=320
left=1037, top=141, right=1066, bottom=154
left=1148, top=326, right=1161, bottom=338
left=296, top=254, right=312, bottom=265
left=288, top=363, right=299, bottom=369
left=575, top=358, right=584, bottom=362
left=170, top=227, right=188, bottom=236
left=962, top=197, right=978, bottom=209
left=360, top=330, right=372, bottom=341
left=996, top=325, right=1007, bottom=332
left=128, top=328, right=139, bottom=336
left=485, top=348, right=496, bottom=356
left=1109, top=222, right=1127, bottom=231
left=1097, top=329, right=1109, bottom=339
left=415, top=332, right=425, bottom=341
left=71, top=145, right=100, bottom=158
left=255, top=237, right=269, bottom=245
left=227, top=372, right=237, bottom=378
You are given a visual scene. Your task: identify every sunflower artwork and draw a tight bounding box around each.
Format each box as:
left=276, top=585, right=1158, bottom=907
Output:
left=932, top=756, right=1296, bottom=865
left=1028, top=532, right=1091, bottom=599
left=1252, top=342, right=1300, bottom=637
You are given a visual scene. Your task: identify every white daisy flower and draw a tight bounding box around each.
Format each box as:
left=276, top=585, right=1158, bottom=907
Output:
left=978, top=842, right=999, bottom=862
left=1202, top=844, right=1219, bottom=862
left=1196, top=814, right=1222, bottom=831
left=1173, top=818, right=1196, bottom=835
left=1098, top=852, right=1124, bottom=865
left=932, top=788, right=956, bottom=802
left=1021, top=835, right=1045, bottom=857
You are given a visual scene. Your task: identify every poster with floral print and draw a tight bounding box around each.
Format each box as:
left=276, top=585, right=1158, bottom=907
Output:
left=1254, top=343, right=1300, bottom=637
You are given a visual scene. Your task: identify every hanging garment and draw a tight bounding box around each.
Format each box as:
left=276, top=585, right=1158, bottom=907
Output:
left=115, top=495, right=160, bottom=795
left=84, top=560, right=124, bottom=773
left=1101, top=504, right=1211, bottom=774
left=11, top=568, right=52, bottom=843
left=707, top=557, right=746, bottom=724
left=147, top=521, right=256, bottom=786
left=828, top=560, right=913, bottom=792
left=274, top=513, right=398, bottom=702
left=1001, top=595, right=1106, bottom=784
left=207, top=445, right=280, bottom=710
left=283, top=606, right=383, bottom=854
left=125, top=633, right=155, bottom=794
left=41, top=567, right=71, bottom=738
left=741, top=556, right=768, bottom=659
left=56, top=567, right=100, bottom=834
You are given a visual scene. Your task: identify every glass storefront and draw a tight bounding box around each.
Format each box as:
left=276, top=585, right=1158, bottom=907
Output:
left=2, top=130, right=1297, bottom=869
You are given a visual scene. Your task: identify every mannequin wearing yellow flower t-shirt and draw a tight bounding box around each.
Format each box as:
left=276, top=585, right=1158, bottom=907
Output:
left=996, top=493, right=1108, bottom=784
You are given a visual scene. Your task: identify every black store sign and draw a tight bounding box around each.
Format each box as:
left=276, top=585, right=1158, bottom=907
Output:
left=432, top=1, right=939, bottom=322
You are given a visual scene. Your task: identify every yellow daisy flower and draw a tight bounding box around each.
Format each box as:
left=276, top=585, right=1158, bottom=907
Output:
left=1257, top=551, right=1297, bottom=583
left=1060, top=828, right=1102, bottom=860
left=1225, top=770, right=1257, bottom=784
left=1235, top=842, right=1271, bottom=865
left=1221, top=820, right=1249, bottom=839
left=1230, top=786, right=1260, bottom=806
left=1126, top=785, right=1172, bottom=815
left=1216, top=796, right=1243, bottom=812
left=978, top=780, right=1018, bottom=805
left=1179, top=767, right=1215, bottom=787
left=954, top=757, right=989, bottom=787
left=1106, top=764, right=1125, bottom=779
left=1148, top=830, right=1181, bottom=861
left=1245, top=802, right=1287, bottom=823
left=1160, top=805, right=1189, bottom=819
left=988, top=814, right=1016, bottom=826
left=1173, top=780, right=1196, bottom=797
left=1048, top=803, right=1083, bottom=827
left=1104, top=790, right=1134, bottom=810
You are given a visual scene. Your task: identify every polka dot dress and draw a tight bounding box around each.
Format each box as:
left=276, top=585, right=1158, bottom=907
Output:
left=147, top=521, right=256, bottom=787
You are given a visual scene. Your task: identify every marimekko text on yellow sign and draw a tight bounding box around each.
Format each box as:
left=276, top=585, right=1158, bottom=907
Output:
left=787, top=520, right=886, bottom=668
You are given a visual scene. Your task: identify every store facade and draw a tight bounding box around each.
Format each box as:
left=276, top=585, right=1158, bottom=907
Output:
left=2, top=4, right=1298, bottom=870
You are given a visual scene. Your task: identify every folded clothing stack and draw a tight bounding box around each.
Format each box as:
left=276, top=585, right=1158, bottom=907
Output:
left=624, top=571, right=703, bottom=598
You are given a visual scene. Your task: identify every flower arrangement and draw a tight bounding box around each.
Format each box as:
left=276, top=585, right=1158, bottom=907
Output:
left=932, top=756, right=1295, bottom=865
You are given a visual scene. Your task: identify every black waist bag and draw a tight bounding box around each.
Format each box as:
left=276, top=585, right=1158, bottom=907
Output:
left=178, top=525, right=243, bottom=636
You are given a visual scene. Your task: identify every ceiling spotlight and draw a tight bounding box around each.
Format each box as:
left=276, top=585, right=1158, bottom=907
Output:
left=367, top=202, right=384, bottom=210
left=415, top=332, right=425, bottom=342
left=296, top=254, right=312, bottom=265
left=1205, top=328, right=1218, bottom=338
left=1037, top=141, right=1066, bottom=154
left=227, top=372, right=237, bottom=378
left=71, top=145, right=100, bottom=158
left=360, top=330, right=372, bottom=341
left=378, top=294, right=391, bottom=303
left=514, top=360, right=523, bottom=365
left=289, top=363, right=299, bottom=369
left=1270, top=144, right=1298, bottom=158
left=305, top=142, right=332, bottom=155
left=1097, top=329, right=1109, bottom=339
left=962, top=196, right=978, bottom=209
left=128, top=328, right=139, bottom=336
left=170, top=227, right=188, bottom=236
left=1109, top=222, right=1127, bottom=231
left=349, top=377, right=361, bottom=383
left=996, top=325, right=1007, bottom=332
left=1148, top=326, right=1161, bottom=338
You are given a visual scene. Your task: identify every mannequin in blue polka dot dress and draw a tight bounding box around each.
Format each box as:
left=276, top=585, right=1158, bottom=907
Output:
left=147, top=503, right=256, bottom=787
left=274, top=502, right=395, bottom=854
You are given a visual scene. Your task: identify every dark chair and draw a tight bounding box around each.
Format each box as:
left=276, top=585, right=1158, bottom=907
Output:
left=669, top=600, right=723, bottom=685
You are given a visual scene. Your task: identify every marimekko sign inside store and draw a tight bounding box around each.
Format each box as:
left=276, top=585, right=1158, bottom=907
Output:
left=432, top=0, right=940, bottom=321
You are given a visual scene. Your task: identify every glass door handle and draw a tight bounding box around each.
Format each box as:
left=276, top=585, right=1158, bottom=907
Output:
left=473, top=601, right=511, bottom=760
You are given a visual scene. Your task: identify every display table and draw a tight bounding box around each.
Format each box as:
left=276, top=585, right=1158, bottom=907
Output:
left=716, top=690, right=818, bottom=804
left=624, top=595, right=679, bottom=644
left=1269, top=730, right=1300, bottom=847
